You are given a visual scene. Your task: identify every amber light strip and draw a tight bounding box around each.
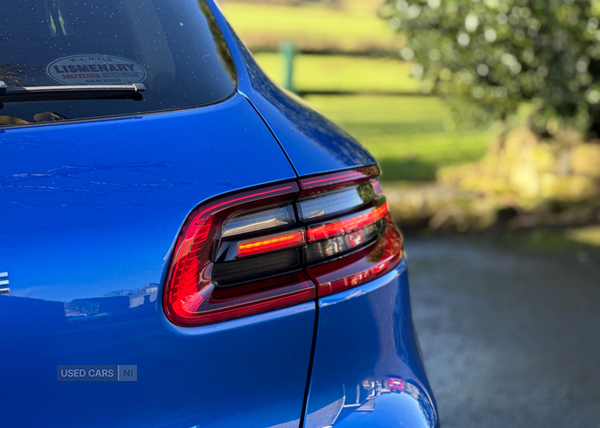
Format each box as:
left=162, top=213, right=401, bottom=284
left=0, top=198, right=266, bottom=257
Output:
left=306, top=202, right=389, bottom=242
left=238, top=230, right=306, bottom=258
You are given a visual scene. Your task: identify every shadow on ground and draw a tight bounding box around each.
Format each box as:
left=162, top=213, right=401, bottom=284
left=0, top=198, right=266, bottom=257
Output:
left=406, top=236, right=600, bottom=428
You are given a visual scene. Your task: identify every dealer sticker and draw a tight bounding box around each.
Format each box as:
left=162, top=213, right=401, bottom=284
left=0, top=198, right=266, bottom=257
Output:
left=46, top=54, right=147, bottom=85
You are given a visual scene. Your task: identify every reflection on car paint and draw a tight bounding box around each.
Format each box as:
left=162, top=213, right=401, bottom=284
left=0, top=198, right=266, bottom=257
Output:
left=0, top=90, right=316, bottom=427
left=386, top=377, right=404, bottom=393
left=64, top=283, right=159, bottom=321
left=316, top=376, right=435, bottom=427
left=303, top=263, right=437, bottom=428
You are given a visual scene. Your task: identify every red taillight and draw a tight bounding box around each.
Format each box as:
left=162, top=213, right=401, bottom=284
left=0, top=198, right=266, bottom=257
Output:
left=306, top=216, right=403, bottom=297
left=163, top=166, right=404, bottom=327
left=298, top=165, right=379, bottom=193
left=164, top=183, right=314, bottom=327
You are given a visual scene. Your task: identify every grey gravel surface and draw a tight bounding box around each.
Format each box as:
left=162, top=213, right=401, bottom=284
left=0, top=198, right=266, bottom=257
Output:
left=406, top=237, right=600, bottom=428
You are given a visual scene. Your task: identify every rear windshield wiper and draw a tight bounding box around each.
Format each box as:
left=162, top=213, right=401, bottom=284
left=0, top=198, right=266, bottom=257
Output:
left=0, top=82, right=145, bottom=107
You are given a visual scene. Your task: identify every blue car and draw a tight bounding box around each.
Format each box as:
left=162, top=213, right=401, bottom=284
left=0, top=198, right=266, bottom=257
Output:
left=0, top=1, right=438, bottom=427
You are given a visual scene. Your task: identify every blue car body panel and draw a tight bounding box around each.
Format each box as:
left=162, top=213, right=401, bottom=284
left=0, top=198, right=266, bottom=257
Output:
left=1, top=1, right=438, bottom=427
left=0, top=94, right=316, bottom=428
left=204, top=1, right=377, bottom=177
left=303, top=260, right=438, bottom=428
left=201, top=4, right=439, bottom=424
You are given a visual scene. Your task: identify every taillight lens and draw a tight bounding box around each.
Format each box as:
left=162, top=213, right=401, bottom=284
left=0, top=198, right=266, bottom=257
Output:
left=163, top=166, right=404, bottom=327
left=164, top=183, right=314, bottom=327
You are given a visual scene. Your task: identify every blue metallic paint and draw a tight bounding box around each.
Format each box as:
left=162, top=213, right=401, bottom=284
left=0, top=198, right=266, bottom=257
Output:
left=204, top=0, right=377, bottom=177
left=0, top=94, right=315, bottom=428
left=203, top=3, right=439, bottom=426
left=304, top=260, right=438, bottom=428
left=1, top=1, right=438, bottom=426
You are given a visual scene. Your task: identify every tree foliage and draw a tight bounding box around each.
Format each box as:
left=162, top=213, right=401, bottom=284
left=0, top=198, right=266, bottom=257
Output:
left=380, top=0, right=600, bottom=135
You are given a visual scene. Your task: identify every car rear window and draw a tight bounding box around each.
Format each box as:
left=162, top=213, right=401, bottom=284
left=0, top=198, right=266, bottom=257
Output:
left=0, top=0, right=236, bottom=127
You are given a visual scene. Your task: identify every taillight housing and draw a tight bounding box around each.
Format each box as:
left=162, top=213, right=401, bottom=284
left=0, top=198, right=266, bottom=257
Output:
left=163, top=166, right=404, bottom=327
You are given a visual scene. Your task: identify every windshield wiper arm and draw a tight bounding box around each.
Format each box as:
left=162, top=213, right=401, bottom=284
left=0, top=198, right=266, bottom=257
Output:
left=0, top=82, right=145, bottom=106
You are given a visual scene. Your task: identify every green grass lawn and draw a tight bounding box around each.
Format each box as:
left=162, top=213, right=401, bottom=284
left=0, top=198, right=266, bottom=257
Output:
left=305, top=95, right=493, bottom=181
left=220, top=2, right=404, bottom=53
left=254, top=53, right=419, bottom=93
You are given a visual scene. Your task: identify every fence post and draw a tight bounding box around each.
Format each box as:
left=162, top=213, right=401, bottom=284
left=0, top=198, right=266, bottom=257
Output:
left=279, top=39, right=297, bottom=92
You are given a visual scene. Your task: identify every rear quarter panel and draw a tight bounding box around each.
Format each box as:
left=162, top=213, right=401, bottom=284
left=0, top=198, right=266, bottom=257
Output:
left=0, top=94, right=315, bottom=428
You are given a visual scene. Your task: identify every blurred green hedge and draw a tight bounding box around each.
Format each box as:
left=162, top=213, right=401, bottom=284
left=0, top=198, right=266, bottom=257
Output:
left=380, top=0, right=600, bottom=135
